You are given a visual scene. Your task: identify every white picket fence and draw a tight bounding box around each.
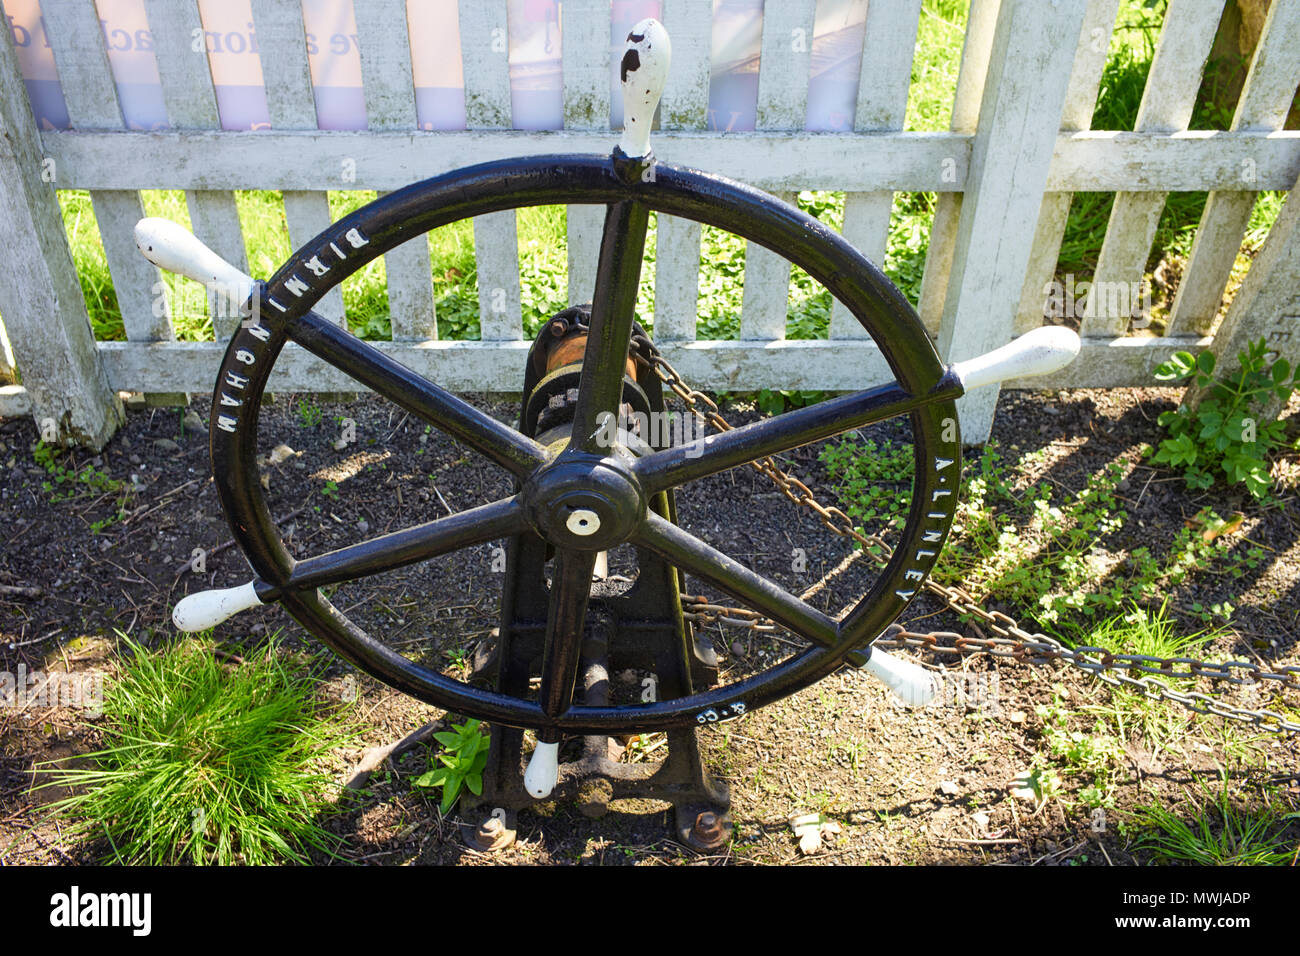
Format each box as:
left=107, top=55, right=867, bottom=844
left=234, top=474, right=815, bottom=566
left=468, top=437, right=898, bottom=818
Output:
left=1, top=0, right=1298, bottom=449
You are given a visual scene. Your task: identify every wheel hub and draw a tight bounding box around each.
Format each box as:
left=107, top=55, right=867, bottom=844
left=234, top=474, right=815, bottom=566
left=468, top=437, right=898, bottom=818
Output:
left=521, top=455, right=646, bottom=550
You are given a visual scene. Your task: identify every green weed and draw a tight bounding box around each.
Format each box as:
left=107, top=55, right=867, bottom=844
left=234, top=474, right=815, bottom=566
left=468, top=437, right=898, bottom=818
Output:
left=1132, top=776, right=1298, bottom=865
left=413, top=719, right=490, bottom=814
left=296, top=397, right=324, bottom=428
left=43, top=634, right=355, bottom=865
left=1036, top=691, right=1125, bottom=809
left=1150, top=338, right=1300, bottom=498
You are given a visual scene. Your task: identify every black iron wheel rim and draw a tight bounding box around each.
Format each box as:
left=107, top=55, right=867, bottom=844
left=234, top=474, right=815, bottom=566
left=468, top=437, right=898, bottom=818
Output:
left=208, top=153, right=962, bottom=734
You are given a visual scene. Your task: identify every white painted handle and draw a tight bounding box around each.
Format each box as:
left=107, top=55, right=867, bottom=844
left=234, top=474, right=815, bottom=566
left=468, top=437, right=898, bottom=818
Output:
left=859, top=648, right=938, bottom=707
left=523, top=741, right=559, bottom=799
left=135, top=217, right=256, bottom=304
left=173, top=581, right=263, bottom=632
left=951, top=326, right=1081, bottom=391
left=618, top=18, right=671, bottom=159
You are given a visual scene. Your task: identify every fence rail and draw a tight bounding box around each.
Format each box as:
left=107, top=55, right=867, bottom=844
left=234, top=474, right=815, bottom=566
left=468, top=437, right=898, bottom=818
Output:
left=0, top=0, right=1297, bottom=448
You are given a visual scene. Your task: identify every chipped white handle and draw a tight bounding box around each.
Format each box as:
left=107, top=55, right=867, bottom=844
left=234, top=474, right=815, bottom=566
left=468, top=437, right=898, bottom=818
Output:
left=951, top=326, right=1081, bottom=391
left=618, top=18, right=671, bottom=159
left=859, top=648, right=938, bottom=707
left=135, top=217, right=256, bottom=304
left=173, top=581, right=263, bottom=632
left=523, top=741, right=559, bottom=799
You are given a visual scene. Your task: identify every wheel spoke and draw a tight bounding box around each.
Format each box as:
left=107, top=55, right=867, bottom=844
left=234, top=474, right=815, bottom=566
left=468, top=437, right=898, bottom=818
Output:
left=536, top=548, right=598, bottom=738
left=633, top=512, right=838, bottom=648
left=568, top=201, right=650, bottom=453
left=287, top=496, right=526, bottom=591
left=634, top=371, right=961, bottom=494
left=288, top=310, right=547, bottom=477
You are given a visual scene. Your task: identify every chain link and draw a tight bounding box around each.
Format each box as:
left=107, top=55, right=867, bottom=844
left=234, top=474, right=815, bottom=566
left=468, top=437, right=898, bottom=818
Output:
left=640, top=341, right=1300, bottom=735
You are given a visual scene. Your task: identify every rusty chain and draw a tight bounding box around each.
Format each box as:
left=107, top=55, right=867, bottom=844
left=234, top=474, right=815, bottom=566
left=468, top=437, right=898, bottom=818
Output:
left=636, top=340, right=1300, bottom=735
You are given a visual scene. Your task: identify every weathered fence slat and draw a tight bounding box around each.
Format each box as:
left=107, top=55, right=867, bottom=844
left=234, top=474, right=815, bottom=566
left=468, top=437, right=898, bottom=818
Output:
left=458, top=0, right=513, bottom=130
left=1166, top=1, right=1300, bottom=337
left=473, top=211, right=524, bottom=342
left=743, top=1, right=815, bottom=341
left=283, top=191, right=347, bottom=328
left=1047, top=130, right=1300, bottom=191
left=566, top=205, right=604, bottom=307
left=1198, top=165, right=1300, bottom=404
left=460, top=0, right=522, bottom=342
left=830, top=0, right=921, bottom=341
left=1083, top=0, right=1220, bottom=337
left=380, top=204, right=437, bottom=341
left=563, top=0, right=612, bottom=307
left=937, top=0, right=1090, bottom=443
left=917, top=0, right=1000, bottom=336
left=754, top=0, right=815, bottom=131
left=0, top=21, right=121, bottom=447
left=40, top=128, right=977, bottom=192
left=39, top=127, right=1300, bottom=194
left=1014, top=0, right=1120, bottom=335
left=251, top=0, right=345, bottom=328
left=250, top=0, right=317, bottom=124
left=653, top=0, right=711, bottom=342
left=654, top=214, right=701, bottom=341
left=658, top=0, right=711, bottom=131
left=358, top=1, right=436, bottom=341
left=44, top=0, right=172, bottom=345
left=357, top=0, right=418, bottom=130
left=184, top=189, right=248, bottom=334
left=145, top=0, right=249, bottom=340
left=93, top=335, right=1208, bottom=396
left=740, top=190, right=795, bottom=341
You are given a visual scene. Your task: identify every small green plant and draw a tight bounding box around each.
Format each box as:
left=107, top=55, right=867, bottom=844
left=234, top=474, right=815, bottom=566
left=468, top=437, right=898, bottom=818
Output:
left=87, top=500, right=131, bottom=535
left=43, top=634, right=354, bottom=865
left=1011, top=764, right=1065, bottom=810
left=32, top=440, right=129, bottom=533
left=756, top=389, right=826, bottom=416
left=321, top=480, right=339, bottom=499
left=413, top=719, right=490, bottom=814
left=1149, top=338, right=1299, bottom=498
left=32, top=440, right=122, bottom=501
left=442, top=647, right=470, bottom=678
left=1131, top=776, right=1298, bottom=865
left=1036, top=691, right=1125, bottom=809
left=296, top=397, right=324, bottom=428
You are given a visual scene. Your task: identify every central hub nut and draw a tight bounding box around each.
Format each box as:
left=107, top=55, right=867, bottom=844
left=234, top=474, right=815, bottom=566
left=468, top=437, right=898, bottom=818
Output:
left=522, top=457, right=644, bottom=550
left=565, top=508, right=600, bottom=535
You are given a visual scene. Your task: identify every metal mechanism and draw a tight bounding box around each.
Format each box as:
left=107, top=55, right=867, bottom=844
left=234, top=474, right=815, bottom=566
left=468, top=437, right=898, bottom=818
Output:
left=145, top=18, right=1088, bottom=845
left=470, top=302, right=731, bottom=844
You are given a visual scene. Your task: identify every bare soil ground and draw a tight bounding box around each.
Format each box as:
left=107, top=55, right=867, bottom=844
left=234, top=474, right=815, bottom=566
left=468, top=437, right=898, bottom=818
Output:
left=1, top=385, right=1298, bottom=866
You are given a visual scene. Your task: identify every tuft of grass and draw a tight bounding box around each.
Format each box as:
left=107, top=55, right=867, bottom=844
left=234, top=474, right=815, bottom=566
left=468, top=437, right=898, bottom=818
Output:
left=43, top=634, right=355, bottom=865
left=1086, top=600, right=1212, bottom=661
left=1132, top=777, right=1298, bottom=865
left=1080, top=603, right=1214, bottom=750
